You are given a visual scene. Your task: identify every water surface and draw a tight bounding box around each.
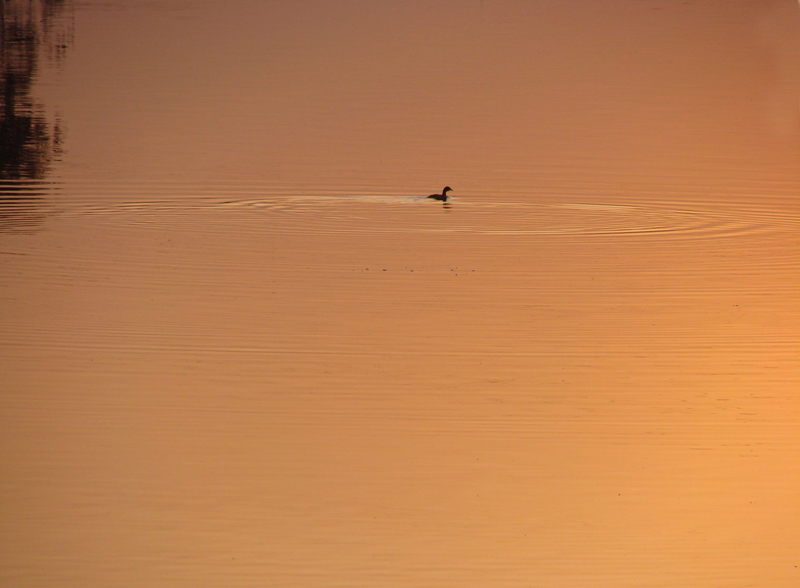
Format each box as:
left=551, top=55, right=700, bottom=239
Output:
left=2, top=1, right=800, bottom=586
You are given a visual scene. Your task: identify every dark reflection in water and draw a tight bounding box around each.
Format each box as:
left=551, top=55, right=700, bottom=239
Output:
left=0, top=180, right=52, bottom=230
left=1, top=0, right=71, bottom=228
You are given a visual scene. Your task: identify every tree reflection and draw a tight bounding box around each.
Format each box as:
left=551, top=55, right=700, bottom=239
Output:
left=1, top=0, right=71, bottom=181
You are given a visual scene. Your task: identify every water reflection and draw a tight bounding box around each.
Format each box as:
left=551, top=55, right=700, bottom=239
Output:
left=0, top=0, right=71, bottom=228
left=0, top=180, right=52, bottom=230
left=1, top=2, right=799, bottom=586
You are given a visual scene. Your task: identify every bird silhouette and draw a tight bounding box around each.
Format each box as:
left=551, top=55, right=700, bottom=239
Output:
left=427, top=186, right=452, bottom=202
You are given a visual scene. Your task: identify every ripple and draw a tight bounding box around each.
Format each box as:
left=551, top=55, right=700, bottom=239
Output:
left=0, top=180, right=58, bottom=232
left=211, top=194, right=797, bottom=241
left=55, top=182, right=799, bottom=243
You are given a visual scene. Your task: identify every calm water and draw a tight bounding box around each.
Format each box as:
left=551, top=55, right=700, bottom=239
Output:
left=2, top=1, right=800, bottom=586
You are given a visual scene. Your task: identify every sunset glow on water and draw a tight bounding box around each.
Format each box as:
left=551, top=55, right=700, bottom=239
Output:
left=2, top=1, right=800, bottom=586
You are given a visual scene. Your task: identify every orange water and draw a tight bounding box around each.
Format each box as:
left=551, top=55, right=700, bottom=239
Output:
left=2, top=1, right=799, bottom=586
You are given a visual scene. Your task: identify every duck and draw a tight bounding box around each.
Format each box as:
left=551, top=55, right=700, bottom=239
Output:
left=427, top=186, right=452, bottom=202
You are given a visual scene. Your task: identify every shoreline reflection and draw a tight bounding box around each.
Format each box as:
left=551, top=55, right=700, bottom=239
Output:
left=0, top=0, right=71, bottom=229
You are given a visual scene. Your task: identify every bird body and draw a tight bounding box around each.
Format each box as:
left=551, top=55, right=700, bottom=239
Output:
left=427, top=186, right=453, bottom=202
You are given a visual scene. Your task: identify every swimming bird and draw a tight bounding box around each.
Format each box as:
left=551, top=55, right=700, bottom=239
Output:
left=427, top=186, right=452, bottom=202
